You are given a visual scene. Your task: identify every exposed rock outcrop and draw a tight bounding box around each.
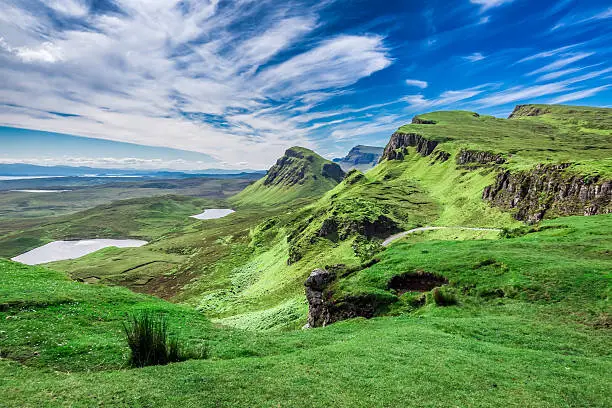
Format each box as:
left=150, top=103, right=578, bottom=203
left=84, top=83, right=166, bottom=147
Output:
left=411, top=116, right=437, bottom=125
left=483, top=164, right=612, bottom=223
left=333, top=145, right=384, bottom=171
left=322, top=163, right=345, bottom=183
left=508, top=105, right=552, bottom=119
left=457, top=149, right=506, bottom=166
left=380, top=132, right=440, bottom=161
left=305, top=268, right=336, bottom=327
left=305, top=268, right=393, bottom=327
left=263, top=147, right=345, bottom=187
left=317, top=214, right=400, bottom=241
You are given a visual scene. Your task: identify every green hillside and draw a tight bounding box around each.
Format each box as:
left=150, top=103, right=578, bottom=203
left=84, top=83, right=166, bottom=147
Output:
left=1, top=104, right=610, bottom=406
left=231, top=146, right=345, bottom=206
left=1, top=214, right=610, bottom=406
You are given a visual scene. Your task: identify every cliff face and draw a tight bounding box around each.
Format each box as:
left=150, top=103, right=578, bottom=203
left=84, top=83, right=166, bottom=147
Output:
left=304, top=268, right=391, bottom=327
left=508, top=104, right=552, bottom=119
left=263, top=147, right=344, bottom=187
left=483, top=164, right=612, bottom=223
left=457, top=149, right=506, bottom=165
left=333, top=145, right=384, bottom=171
left=380, top=132, right=439, bottom=161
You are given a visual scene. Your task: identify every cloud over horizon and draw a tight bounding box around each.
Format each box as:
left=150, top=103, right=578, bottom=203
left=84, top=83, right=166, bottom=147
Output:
left=0, top=0, right=610, bottom=169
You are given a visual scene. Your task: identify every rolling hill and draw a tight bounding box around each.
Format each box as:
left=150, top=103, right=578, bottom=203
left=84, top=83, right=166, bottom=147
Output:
left=1, top=104, right=610, bottom=407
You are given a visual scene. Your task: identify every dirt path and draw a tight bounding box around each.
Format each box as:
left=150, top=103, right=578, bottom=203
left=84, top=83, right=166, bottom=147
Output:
left=382, top=226, right=502, bottom=247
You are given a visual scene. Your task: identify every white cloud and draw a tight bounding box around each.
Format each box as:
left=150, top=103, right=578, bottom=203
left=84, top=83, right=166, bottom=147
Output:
left=536, top=67, right=582, bottom=82
left=518, top=44, right=582, bottom=63
left=0, top=37, right=64, bottom=63
left=0, top=1, right=394, bottom=169
left=527, top=52, right=594, bottom=75
left=549, top=85, right=610, bottom=104
left=470, top=0, right=514, bottom=10
left=404, top=85, right=489, bottom=109
left=46, top=0, right=89, bottom=17
left=405, top=79, right=428, bottom=89
left=476, top=83, right=569, bottom=107
left=257, top=35, right=392, bottom=96
left=463, top=52, right=485, bottom=62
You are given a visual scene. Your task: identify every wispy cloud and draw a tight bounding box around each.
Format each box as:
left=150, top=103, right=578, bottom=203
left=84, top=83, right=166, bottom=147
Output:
left=527, top=52, right=594, bottom=75
left=404, top=85, right=490, bottom=109
left=405, top=79, right=428, bottom=89
left=518, top=44, right=582, bottom=63
left=463, top=52, right=485, bottom=62
left=549, top=85, right=610, bottom=104
left=0, top=1, right=394, bottom=168
left=470, top=0, right=514, bottom=11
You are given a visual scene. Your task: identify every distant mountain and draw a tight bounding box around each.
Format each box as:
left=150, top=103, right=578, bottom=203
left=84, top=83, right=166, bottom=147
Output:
left=0, top=163, right=266, bottom=178
left=231, top=146, right=345, bottom=206
left=333, top=145, right=384, bottom=171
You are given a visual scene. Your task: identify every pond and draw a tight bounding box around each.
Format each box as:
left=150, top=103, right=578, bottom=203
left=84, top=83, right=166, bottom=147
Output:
left=190, top=209, right=235, bottom=220
left=11, top=239, right=148, bottom=265
left=9, top=189, right=72, bottom=193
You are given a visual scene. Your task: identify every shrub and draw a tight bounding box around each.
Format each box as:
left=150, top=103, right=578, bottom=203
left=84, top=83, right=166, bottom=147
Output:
left=431, top=287, right=457, bottom=306
left=123, top=311, right=186, bottom=368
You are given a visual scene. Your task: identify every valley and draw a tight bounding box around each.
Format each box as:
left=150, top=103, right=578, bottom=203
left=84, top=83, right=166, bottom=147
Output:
left=1, top=104, right=610, bottom=407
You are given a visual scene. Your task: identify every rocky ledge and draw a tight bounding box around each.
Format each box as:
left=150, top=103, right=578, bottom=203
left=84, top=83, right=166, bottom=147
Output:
left=483, top=164, right=612, bottom=223
left=304, top=268, right=390, bottom=328
left=457, top=149, right=506, bottom=165
left=380, top=132, right=440, bottom=161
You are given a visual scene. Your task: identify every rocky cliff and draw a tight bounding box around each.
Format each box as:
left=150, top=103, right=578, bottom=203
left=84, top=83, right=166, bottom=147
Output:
left=333, top=145, right=384, bottom=171
left=380, top=132, right=440, bottom=161
left=457, top=149, right=506, bottom=166
left=483, top=164, right=612, bottom=223
left=264, top=147, right=344, bottom=187
left=304, top=268, right=392, bottom=327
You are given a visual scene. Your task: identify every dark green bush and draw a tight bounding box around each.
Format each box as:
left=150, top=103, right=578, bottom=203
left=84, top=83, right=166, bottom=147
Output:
left=123, top=311, right=188, bottom=368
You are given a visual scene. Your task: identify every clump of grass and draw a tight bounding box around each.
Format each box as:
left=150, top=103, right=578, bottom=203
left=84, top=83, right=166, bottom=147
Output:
left=431, top=287, right=457, bottom=306
left=123, top=311, right=193, bottom=368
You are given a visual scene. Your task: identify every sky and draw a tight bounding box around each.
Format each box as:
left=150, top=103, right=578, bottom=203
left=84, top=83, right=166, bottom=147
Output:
left=0, top=0, right=611, bottom=170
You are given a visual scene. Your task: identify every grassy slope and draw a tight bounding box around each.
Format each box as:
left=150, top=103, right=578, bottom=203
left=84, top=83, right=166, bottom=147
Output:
left=0, top=195, right=218, bottom=258
left=1, top=215, right=610, bottom=406
left=231, top=147, right=342, bottom=206
left=401, top=105, right=612, bottom=175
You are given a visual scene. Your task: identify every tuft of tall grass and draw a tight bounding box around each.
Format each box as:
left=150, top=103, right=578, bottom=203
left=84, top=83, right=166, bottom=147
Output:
left=431, top=287, right=458, bottom=306
left=123, top=311, right=194, bottom=368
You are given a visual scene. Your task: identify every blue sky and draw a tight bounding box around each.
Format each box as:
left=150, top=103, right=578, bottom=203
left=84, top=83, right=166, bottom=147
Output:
left=0, top=0, right=610, bottom=170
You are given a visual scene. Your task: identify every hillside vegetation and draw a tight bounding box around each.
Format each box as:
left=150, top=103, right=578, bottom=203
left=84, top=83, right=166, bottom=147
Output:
left=1, top=214, right=610, bottom=406
left=231, top=146, right=345, bottom=206
left=1, top=104, right=610, bottom=406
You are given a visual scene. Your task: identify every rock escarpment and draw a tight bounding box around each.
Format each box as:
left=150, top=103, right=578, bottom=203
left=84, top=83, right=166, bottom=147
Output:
left=263, top=147, right=344, bottom=187
left=457, top=149, right=506, bottom=166
left=304, top=269, right=335, bottom=328
left=483, top=164, right=612, bottom=223
left=380, top=132, right=440, bottom=161
left=508, top=104, right=552, bottom=119
left=304, top=268, right=391, bottom=328
left=333, top=145, right=384, bottom=171
left=411, top=116, right=437, bottom=125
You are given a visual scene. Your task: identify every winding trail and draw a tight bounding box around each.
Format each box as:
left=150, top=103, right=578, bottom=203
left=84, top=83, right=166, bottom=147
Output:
left=382, top=226, right=502, bottom=247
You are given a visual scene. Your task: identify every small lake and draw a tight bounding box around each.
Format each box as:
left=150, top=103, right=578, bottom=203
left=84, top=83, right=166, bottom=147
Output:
left=9, top=189, right=72, bottom=193
left=11, top=239, right=148, bottom=265
left=191, top=209, right=235, bottom=220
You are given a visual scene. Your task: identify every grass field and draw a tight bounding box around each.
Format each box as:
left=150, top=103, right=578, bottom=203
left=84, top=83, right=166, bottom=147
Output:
left=0, top=104, right=609, bottom=406
left=1, top=214, right=610, bottom=407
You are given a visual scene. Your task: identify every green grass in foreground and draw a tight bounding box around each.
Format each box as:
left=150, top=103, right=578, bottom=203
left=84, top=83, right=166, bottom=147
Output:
left=1, top=214, right=610, bottom=407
